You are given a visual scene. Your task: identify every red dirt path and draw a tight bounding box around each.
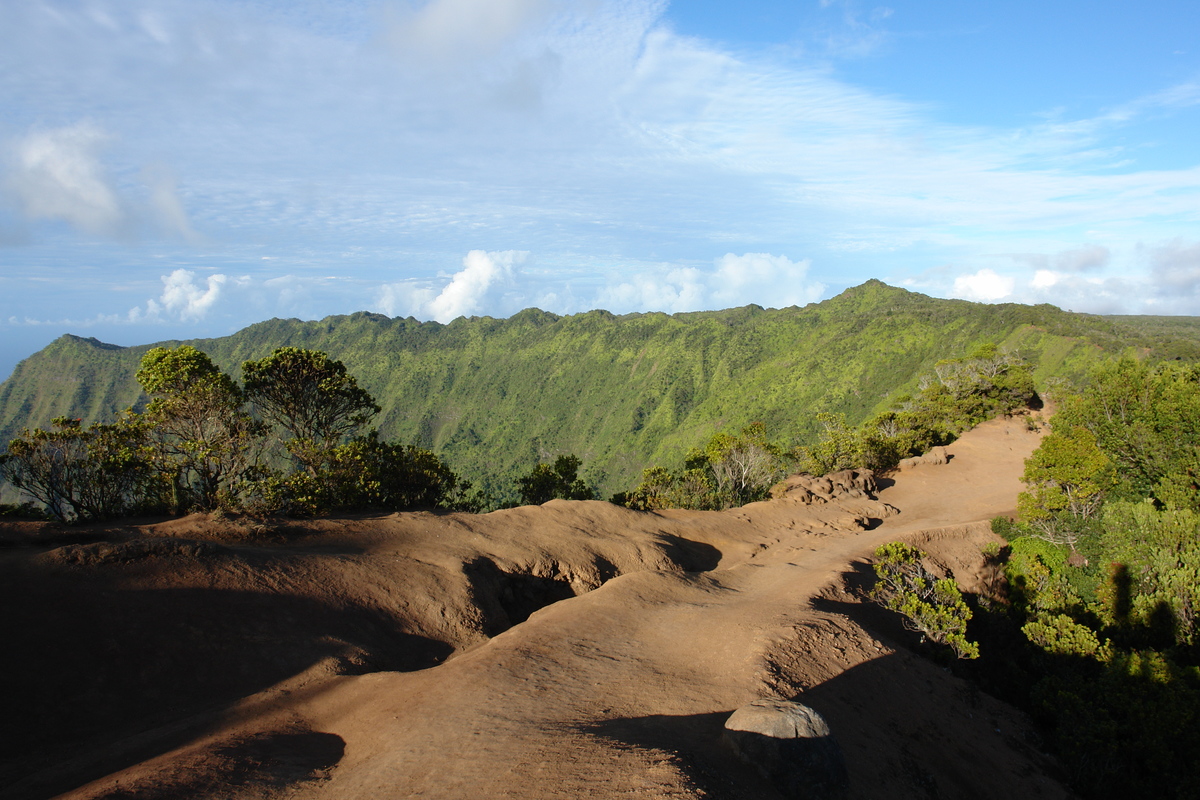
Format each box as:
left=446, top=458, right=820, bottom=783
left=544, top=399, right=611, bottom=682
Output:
left=1, top=415, right=1068, bottom=799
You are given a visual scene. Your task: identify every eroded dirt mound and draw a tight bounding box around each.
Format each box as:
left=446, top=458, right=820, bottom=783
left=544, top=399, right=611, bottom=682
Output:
left=2, top=417, right=1065, bottom=800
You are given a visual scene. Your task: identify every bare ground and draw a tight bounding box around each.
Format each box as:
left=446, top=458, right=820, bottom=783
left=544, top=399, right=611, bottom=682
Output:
left=0, top=415, right=1070, bottom=799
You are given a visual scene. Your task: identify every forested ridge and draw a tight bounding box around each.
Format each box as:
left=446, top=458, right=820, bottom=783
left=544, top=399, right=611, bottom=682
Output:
left=4, top=280, right=1200, bottom=497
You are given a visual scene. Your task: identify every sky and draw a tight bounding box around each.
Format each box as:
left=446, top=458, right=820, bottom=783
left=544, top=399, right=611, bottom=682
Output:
left=1, top=0, right=1198, bottom=380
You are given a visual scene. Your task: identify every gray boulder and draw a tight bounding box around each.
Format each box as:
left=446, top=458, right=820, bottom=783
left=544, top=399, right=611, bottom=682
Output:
left=723, top=699, right=849, bottom=800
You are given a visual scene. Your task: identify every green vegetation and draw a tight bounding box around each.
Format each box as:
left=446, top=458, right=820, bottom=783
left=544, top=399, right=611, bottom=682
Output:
left=616, top=422, right=787, bottom=510
left=251, top=430, right=464, bottom=517
left=871, top=541, right=979, bottom=660
left=802, top=343, right=1039, bottom=475
left=0, top=415, right=159, bottom=523
left=2, top=346, right=463, bottom=520
left=242, top=346, right=380, bottom=476
left=515, top=454, right=596, bottom=505
left=7, top=281, right=1200, bottom=499
left=138, top=345, right=266, bottom=512
left=618, top=342, right=1038, bottom=509
left=7, top=284, right=1200, bottom=794
left=974, top=357, right=1200, bottom=798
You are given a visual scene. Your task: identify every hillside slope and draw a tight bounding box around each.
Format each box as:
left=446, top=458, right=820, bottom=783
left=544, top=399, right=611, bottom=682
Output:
left=3, top=280, right=1197, bottom=495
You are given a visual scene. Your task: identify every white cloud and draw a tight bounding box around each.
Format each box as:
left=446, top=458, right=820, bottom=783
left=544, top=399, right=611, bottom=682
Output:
left=132, top=268, right=229, bottom=322
left=375, top=250, right=525, bottom=322
left=1031, top=269, right=1060, bottom=289
left=3, top=122, right=200, bottom=243
left=376, top=281, right=437, bottom=318
left=384, top=0, right=558, bottom=62
left=142, top=164, right=201, bottom=243
left=599, top=252, right=824, bottom=313
left=7, top=122, right=124, bottom=235
left=951, top=269, right=1015, bottom=302
left=1148, top=239, right=1200, bottom=293
left=711, top=252, right=823, bottom=307
left=932, top=239, right=1200, bottom=315
left=598, top=266, right=708, bottom=313
left=427, top=249, right=523, bottom=321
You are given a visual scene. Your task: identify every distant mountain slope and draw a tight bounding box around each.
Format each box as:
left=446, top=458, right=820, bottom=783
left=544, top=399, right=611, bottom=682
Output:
left=3, top=281, right=1199, bottom=496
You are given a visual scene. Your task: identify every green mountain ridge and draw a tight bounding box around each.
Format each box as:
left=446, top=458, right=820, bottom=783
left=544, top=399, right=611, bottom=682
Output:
left=4, top=280, right=1200, bottom=497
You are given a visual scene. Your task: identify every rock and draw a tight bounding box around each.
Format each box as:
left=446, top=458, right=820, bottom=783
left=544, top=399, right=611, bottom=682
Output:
left=898, top=446, right=949, bottom=470
left=723, top=699, right=849, bottom=800
left=770, top=469, right=878, bottom=504
left=924, top=446, right=948, bottom=465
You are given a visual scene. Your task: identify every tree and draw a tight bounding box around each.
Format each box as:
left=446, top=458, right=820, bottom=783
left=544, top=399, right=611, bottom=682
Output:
left=1053, top=358, right=1200, bottom=504
left=705, top=421, right=785, bottom=507
left=516, top=455, right=595, bottom=505
left=242, top=347, right=380, bottom=474
left=137, top=345, right=264, bottom=511
left=799, top=412, right=861, bottom=476
left=1018, top=425, right=1113, bottom=548
left=1, top=415, right=157, bottom=523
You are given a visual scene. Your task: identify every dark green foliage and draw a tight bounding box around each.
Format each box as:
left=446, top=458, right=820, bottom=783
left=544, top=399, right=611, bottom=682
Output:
left=0, top=415, right=159, bottom=523
left=0, top=501, right=46, bottom=519
left=1051, top=357, right=1200, bottom=506
left=250, top=431, right=460, bottom=517
left=137, top=346, right=265, bottom=511
left=4, top=345, right=467, bottom=521
left=1018, top=648, right=1200, bottom=799
left=516, top=455, right=595, bottom=505
left=1017, top=426, right=1114, bottom=547
left=242, top=347, right=380, bottom=474
left=977, top=355, right=1200, bottom=798
left=870, top=541, right=979, bottom=660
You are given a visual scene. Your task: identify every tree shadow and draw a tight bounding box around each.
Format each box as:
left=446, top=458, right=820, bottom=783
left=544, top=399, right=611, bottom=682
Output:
left=0, top=556, right=451, bottom=800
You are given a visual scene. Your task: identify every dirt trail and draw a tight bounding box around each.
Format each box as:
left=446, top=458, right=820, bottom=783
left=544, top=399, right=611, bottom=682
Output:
left=288, top=416, right=1057, bottom=799
left=6, top=416, right=1067, bottom=799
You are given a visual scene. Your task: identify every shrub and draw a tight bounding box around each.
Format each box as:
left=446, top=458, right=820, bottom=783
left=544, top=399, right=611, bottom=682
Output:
left=0, top=415, right=161, bottom=523
left=245, top=431, right=461, bottom=516
left=516, top=455, right=595, bottom=505
left=871, top=541, right=979, bottom=660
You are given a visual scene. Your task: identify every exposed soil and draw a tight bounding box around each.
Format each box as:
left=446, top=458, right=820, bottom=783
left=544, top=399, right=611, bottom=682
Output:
left=0, top=415, right=1070, bottom=799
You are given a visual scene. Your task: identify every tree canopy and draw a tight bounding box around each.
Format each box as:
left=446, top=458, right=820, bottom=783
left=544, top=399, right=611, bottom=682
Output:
left=242, top=347, right=381, bottom=474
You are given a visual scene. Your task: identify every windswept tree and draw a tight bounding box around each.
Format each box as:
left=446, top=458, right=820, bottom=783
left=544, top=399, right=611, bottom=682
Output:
left=1, top=414, right=157, bottom=523
left=871, top=541, right=978, bottom=660
left=137, top=345, right=264, bottom=511
left=705, top=421, right=786, bottom=507
left=242, top=347, right=380, bottom=474
left=618, top=423, right=785, bottom=511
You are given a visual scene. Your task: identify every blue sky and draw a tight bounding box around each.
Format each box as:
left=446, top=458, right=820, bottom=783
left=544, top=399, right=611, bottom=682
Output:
left=1, top=0, right=1198, bottom=380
